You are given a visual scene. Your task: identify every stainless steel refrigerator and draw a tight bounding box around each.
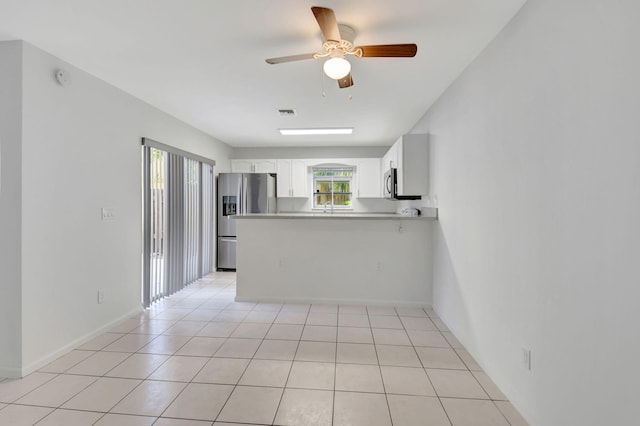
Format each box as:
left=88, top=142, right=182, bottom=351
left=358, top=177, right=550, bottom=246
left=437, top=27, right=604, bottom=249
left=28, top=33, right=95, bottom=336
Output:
left=217, top=173, right=276, bottom=270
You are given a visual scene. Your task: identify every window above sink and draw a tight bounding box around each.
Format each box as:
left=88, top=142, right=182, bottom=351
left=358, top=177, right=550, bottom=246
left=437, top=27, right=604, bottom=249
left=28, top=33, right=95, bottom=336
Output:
left=312, top=165, right=354, bottom=210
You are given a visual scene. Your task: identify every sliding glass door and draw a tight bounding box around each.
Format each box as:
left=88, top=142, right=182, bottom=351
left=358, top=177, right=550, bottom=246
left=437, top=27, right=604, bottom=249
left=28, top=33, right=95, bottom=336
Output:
left=142, top=139, right=215, bottom=308
left=144, top=147, right=167, bottom=306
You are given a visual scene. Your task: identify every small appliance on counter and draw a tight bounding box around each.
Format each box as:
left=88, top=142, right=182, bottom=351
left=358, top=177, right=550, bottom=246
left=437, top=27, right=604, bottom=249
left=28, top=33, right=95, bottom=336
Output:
left=400, top=207, right=420, bottom=216
left=217, top=173, right=276, bottom=270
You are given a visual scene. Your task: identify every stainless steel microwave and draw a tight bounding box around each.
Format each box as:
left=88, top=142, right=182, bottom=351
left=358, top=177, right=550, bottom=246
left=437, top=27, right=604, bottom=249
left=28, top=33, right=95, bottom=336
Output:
left=384, top=168, right=421, bottom=200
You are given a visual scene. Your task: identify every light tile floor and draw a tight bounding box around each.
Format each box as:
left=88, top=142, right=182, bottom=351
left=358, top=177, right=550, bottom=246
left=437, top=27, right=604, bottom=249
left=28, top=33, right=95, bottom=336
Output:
left=0, top=272, right=529, bottom=426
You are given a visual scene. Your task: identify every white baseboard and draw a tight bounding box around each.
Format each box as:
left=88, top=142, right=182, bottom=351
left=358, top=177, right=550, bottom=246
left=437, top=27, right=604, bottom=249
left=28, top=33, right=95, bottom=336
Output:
left=18, top=307, right=143, bottom=378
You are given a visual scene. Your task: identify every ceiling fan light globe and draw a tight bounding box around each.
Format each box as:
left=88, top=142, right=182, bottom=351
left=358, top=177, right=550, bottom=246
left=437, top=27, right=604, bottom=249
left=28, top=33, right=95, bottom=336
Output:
left=323, top=57, right=351, bottom=80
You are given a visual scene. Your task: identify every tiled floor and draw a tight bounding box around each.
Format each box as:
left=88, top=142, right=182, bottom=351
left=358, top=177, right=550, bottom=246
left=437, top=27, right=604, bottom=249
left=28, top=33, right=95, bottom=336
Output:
left=0, top=272, right=529, bottom=425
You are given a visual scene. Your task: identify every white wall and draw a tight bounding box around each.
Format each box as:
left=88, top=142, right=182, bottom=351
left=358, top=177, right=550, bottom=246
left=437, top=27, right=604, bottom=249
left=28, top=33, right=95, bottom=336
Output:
left=0, top=41, right=23, bottom=377
left=8, top=42, right=232, bottom=376
left=411, top=0, right=640, bottom=425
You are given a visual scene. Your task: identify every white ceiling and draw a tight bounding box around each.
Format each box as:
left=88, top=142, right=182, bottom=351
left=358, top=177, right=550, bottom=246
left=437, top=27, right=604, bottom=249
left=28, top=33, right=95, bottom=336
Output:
left=0, top=0, right=525, bottom=148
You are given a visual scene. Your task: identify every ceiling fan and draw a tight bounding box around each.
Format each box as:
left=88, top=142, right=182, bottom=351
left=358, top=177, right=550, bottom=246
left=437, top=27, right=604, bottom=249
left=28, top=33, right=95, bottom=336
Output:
left=265, top=6, right=417, bottom=89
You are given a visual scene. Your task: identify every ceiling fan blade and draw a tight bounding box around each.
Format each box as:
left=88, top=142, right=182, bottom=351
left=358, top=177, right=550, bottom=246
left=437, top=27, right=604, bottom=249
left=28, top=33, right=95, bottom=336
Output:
left=311, top=6, right=341, bottom=42
left=265, top=53, right=316, bottom=64
left=337, top=73, right=354, bottom=89
left=357, top=44, right=418, bottom=57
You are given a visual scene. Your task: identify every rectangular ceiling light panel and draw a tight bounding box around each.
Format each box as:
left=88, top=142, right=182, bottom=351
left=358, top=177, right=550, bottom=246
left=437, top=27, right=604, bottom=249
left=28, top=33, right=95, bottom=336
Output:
left=279, top=128, right=353, bottom=136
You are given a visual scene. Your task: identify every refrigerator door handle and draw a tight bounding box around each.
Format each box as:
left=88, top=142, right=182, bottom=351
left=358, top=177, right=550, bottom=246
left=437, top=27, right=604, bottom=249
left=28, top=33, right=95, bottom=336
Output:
left=236, top=175, right=247, bottom=214
left=241, top=174, right=248, bottom=214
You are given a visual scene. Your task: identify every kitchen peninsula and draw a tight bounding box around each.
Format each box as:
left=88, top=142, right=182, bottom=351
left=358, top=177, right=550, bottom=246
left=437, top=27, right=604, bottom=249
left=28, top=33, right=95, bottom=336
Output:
left=234, top=210, right=437, bottom=306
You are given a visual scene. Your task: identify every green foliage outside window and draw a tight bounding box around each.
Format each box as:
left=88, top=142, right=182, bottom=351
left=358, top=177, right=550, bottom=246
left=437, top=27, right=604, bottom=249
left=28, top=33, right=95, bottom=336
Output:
left=313, top=168, right=353, bottom=208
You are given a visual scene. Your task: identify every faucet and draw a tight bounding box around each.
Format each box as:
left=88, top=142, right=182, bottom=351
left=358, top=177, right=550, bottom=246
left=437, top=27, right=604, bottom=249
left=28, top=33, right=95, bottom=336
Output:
left=324, top=200, right=334, bottom=214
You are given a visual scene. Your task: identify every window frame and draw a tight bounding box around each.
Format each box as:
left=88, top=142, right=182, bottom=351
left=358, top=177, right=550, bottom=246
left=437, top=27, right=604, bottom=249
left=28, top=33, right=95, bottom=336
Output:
left=312, top=166, right=354, bottom=210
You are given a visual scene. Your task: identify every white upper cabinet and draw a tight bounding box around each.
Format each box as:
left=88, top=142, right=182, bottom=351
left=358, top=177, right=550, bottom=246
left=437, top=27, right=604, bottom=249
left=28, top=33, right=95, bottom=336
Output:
left=231, top=159, right=277, bottom=173
left=381, top=142, right=400, bottom=173
left=382, top=134, right=429, bottom=196
left=290, top=159, right=308, bottom=197
left=231, top=159, right=254, bottom=173
left=277, top=159, right=308, bottom=198
left=276, top=159, right=292, bottom=197
left=254, top=159, right=277, bottom=173
left=357, top=158, right=382, bottom=198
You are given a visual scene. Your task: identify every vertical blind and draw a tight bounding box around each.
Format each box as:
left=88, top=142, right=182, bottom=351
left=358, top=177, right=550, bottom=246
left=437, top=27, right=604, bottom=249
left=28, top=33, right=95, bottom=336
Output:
left=142, top=138, right=215, bottom=308
left=183, top=158, right=200, bottom=284
left=201, top=163, right=214, bottom=276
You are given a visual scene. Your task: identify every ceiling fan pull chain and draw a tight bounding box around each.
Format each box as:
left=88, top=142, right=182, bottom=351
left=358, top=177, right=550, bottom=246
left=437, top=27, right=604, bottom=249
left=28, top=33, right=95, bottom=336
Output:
left=321, top=67, right=327, bottom=97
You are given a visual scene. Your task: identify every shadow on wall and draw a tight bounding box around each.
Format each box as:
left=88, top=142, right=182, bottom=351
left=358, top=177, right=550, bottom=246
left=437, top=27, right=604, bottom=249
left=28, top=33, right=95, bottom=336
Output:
left=432, top=220, right=475, bottom=350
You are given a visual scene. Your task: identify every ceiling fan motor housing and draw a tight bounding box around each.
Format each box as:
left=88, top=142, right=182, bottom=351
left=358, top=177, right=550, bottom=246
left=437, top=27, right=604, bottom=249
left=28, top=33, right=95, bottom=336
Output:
left=321, top=25, right=360, bottom=58
left=338, top=24, right=356, bottom=44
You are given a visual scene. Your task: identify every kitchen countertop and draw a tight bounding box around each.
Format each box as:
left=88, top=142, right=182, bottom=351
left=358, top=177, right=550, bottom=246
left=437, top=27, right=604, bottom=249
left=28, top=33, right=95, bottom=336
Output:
left=233, top=208, right=438, bottom=220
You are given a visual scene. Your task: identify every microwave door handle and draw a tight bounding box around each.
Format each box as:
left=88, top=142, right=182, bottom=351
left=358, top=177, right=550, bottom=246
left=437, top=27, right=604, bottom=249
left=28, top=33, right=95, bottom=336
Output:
left=386, top=174, right=392, bottom=194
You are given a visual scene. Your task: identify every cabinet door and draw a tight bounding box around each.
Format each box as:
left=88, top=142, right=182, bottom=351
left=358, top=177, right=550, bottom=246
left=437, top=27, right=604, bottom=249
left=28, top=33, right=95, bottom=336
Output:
left=357, top=158, right=381, bottom=197
left=399, top=134, right=429, bottom=196
left=276, top=159, right=292, bottom=197
left=231, top=160, right=254, bottom=173
left=254, top=159, right=277, bottom=173
left=290, top=159, right=308, bottom=197
left=390, top=141, right=400, bottom=169
left=381, top=142, right=399, bottom=173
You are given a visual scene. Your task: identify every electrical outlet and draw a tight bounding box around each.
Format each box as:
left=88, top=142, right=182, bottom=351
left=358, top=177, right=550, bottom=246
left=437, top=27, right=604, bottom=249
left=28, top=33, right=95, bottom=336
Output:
left=522, top=348, right=532, bottom=371
left=97, top=290, right=105, bottom=304
left=101, top=207, right=115, bottom=221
